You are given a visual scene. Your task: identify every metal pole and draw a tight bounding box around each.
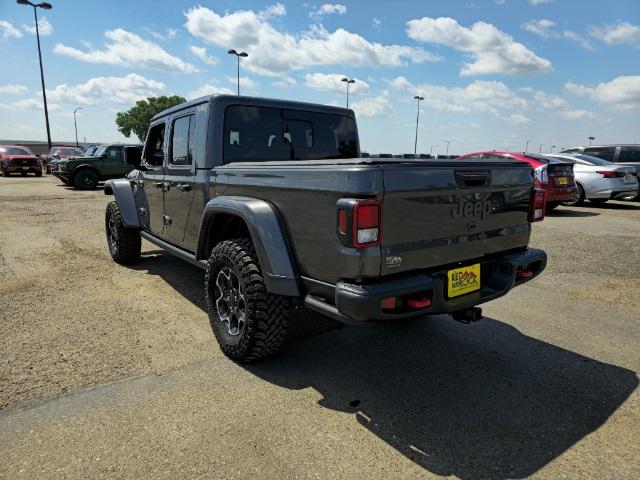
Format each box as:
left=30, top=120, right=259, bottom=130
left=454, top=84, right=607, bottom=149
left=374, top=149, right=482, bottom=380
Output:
left=74, top=110, right=78, bottom=147
left=525, top=140, right=531, bottom=153
left=236, top=55, right=240, bottom=95
left=346, top=82, right=350, bottom=108
left=34, top=7, right=52, bottom=151
left=414, top=97, right=421, bottom=156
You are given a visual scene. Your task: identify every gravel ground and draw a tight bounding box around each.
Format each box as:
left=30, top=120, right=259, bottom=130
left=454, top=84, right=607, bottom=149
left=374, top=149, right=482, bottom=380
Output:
left=0, top=174, right=639, bottom=479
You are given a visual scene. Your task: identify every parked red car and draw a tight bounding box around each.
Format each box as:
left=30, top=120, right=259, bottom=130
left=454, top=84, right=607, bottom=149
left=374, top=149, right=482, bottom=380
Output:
left=0, top=145, right=42, bottom=177
left=456, top=151, right=577, bottom=210
left=42, top=146, right=84, bottom=173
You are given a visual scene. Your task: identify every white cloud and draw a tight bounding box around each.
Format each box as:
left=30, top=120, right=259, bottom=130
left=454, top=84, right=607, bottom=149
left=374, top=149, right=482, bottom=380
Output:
left=0, top=20, right=22, bottom=39
left=534, top=90, right=569, bottom=110
left=226, top=76, right=256, bottom=89
left=304, top=73, right=369, bottom=95
left=166, top=28, right=178, bottom=39
left=54, top=29, right=197, bottom=73
left=521, top=19, right=557, bottom=38
left=187, top=83, right=235, bottom=100
left=0, top=98, right=61, bottom=112
left=509, top=113, right=530, bottom=125
left=528, top=0, right=554, bottom=5
left=351, top=95, right=394, bottom=118
left=21, top=17, right=53, bottom=36
left=188, top=45, right=218, bottom=65
left=184, top=6, right=439, bottom=76
left=590, top=22, right=640, bottom=48
left=272, top=77, right=297, bottom=88
left=563, top=31, right=594, bottom=51
left=47, top=73, right=166, bottom=105
left=260, top=3, right=287, bottom=19
left=557, top=109, right=597, bottom=120
left=0, top=84, right=28, bottom=95
left=565, top=76, right=640, bottom=111
left=390, top=76, right=528, bottom=115
left=310, top=4, right=347, bottom=19
left=406, top=17, right=552, bottom=76
left=495, top=0, right=507, bottom=4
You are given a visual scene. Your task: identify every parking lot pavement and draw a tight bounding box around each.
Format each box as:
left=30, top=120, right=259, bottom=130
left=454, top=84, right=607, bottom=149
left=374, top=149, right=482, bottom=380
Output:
left=1, top=175, right=639, bottom=479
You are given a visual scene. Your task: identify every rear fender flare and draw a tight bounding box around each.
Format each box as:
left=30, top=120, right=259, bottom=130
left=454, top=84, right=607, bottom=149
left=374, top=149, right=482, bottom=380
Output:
left=104, top=179, right=141, bottom=228
left=197, top=196, right=300, bottom=297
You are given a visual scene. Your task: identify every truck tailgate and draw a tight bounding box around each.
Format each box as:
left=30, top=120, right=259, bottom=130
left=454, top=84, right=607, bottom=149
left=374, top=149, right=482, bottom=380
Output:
left=380, top=160, right=533, bottom=276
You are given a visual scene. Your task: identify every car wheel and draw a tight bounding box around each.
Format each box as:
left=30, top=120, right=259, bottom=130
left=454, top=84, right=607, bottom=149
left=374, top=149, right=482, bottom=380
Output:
left=562, top=184, right=584, bottom=206
left=105, top=201, right=141, bottom=265
left=206, top=238, right=290, bottom=363
left=589, top=199, right=608, bottom=206
left=73, top=169, right=99, bottom=189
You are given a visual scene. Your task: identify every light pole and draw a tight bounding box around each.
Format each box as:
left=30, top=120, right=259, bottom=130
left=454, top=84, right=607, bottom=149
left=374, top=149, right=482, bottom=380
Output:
left=341, top=77, right=355, bottom=108
left=551, top=145, right=556, bottom=152
left=441, top=139, right=453, bottom=155
left=588, top=136, right=595, bottom=145
left=525, top=139, right=531, bottom=153
left=73, top=107, right=81, bottom=147
left=227, top=49, right=248, bottom=95
left=17, top=0, right=53, bottom=151
left=539, top=143, right=543, bottom=153
left=413, top=95, right=424, bottom=156
left=430, top=144, right=438, bottom=156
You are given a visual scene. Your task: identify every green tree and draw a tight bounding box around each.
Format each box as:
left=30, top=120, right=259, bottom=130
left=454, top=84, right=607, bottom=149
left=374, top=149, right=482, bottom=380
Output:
left=115, top=95, right=186, bottom=142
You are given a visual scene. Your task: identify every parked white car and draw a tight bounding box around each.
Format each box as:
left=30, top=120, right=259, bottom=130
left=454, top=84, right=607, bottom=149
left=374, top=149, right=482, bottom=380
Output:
left=548, top=153, right=638, bottom=206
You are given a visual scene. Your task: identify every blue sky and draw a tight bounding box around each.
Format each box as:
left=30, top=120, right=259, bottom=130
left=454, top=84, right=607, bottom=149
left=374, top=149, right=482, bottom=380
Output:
left=0, top=0, right=639, bottom=155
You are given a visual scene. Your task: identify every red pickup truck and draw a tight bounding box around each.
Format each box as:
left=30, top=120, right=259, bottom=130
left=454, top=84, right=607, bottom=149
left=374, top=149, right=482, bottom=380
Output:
left=456, top=151, right=577, bottom=210
left=0, top=145, right=42, bottom=177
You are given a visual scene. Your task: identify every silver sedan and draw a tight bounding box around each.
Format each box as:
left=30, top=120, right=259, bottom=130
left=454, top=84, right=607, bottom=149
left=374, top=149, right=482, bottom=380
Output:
left=548, top=153, right=638, bottom=206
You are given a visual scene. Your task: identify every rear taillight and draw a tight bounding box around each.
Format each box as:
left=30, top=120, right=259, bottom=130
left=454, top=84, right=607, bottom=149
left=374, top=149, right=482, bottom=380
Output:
left=529, top=189, right=546, bottom=222
left=337, top=199, right=382, bottom=249
left=534, top=165, right=548, bottom=184
left=596, top=170, right=624, bottom=178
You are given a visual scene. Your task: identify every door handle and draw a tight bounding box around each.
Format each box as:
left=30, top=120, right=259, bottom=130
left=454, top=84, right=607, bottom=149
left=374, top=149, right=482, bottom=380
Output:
left=177, top=184, right=191, bottom=192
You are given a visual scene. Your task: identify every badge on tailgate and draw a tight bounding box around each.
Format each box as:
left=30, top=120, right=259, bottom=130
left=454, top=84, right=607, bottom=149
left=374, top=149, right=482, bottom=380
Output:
left=447, top=263, right=481, bottom=298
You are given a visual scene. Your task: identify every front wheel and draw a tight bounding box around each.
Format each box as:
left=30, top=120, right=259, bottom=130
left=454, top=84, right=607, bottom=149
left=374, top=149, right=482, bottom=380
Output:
left=105, top=201, right=141, bottom=265
left=205, top=238, right=290, bottom=363
left=74, top=169, right=99, bottom=189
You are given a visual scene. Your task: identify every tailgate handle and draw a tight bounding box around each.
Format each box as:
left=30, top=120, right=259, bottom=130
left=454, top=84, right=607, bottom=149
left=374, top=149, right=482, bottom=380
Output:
left=455, top=170, right=490, bottom=188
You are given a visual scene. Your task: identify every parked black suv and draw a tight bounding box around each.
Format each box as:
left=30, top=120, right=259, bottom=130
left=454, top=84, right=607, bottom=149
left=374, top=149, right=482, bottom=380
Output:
left=104, top=95, right=547, bottom=362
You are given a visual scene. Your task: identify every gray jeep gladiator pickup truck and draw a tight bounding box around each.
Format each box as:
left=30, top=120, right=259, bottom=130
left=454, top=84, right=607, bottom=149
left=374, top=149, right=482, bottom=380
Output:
left=104, top=94, right=547, bottom=362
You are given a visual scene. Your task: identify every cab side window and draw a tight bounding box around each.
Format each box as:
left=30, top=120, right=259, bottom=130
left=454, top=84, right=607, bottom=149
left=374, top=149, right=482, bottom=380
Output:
left=107, top=147, right=123, bottom=162
left=170, top=115, right=194, bottom=166
left=145, top=123, right=166, bottom=167
left=619, top=147, right=640, bottom=163
left=584, top=147, right=615, bottom=162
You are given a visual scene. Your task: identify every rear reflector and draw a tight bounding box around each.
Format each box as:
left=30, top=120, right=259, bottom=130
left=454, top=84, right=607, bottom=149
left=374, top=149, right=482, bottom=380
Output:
left=380, top=297, right=397, bottom=310
left=529, top=189, right=546, bottom=222
left=338, top=209, right=347, bottom=234
left=516, top=269, right=533, bottom=279
left=407, top=297, right=432, bottom=309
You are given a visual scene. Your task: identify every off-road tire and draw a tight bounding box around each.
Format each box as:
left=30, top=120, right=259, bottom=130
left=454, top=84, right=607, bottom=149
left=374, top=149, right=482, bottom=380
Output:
left=206, top=238, right=290, bottom=363
left=105, top=201, right=141, bottom=265
left=74, top=169, right=99, bottom=190
left=562, top=183, right=584, bottom=206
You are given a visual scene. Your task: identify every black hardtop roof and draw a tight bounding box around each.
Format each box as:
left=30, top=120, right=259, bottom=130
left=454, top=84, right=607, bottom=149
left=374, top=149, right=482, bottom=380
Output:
left=151, top=94, right=354, bottom=122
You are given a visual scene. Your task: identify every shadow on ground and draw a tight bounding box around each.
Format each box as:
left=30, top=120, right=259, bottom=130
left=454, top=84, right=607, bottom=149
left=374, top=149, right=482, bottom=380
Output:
left=129, top=251, right=638, bottom=480
left=548, top=207, right=599, bottom=217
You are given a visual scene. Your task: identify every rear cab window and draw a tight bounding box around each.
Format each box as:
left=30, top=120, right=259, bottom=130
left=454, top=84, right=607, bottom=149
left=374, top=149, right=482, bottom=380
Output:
left=223, top=105, right=357, bottom=164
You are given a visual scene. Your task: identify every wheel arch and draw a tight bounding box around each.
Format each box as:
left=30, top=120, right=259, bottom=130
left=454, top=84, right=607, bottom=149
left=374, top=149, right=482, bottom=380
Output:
left=197, top=196, right=300, bottom=297
left=104, top=178, right=141, bottom=228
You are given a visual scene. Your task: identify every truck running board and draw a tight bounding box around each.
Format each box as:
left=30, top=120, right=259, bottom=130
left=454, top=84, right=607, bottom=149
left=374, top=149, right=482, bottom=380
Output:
left=139, top=231, right=208, bottom=270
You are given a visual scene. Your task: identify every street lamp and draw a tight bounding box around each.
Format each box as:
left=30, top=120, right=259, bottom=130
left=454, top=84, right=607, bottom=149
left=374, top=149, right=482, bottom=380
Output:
left=441, top=139, right=453, bottom=155
left=73, top=107, right=81, bottom=147
left=227, top=49, right=248, bottom=95
left=341, top=77, right=355, bottom=108
left=17, top=0, right=53, bottom=151
left=525, top=139, right=531, bottom=153
left=539, top=143, right=543, bottom=153
left=413, top=95, right=424, bottom=156
left=588, top=136, right=595, bottom=145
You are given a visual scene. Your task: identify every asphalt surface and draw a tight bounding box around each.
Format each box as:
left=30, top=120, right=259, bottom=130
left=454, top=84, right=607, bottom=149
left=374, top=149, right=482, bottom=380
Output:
left=0, top=174, right=639, bottom=479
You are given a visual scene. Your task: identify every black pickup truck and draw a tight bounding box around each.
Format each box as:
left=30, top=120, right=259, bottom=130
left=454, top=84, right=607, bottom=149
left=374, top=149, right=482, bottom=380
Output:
left=104, top=95, right=547, bottom=362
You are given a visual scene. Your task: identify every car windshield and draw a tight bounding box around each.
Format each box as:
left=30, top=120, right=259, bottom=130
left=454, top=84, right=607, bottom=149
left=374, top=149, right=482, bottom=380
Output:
left=575, top=154, right=612, bottom=166
left=0, top=147, right=32, bottom=155
left=93, top=146, right=108, bottom=156
left=52, top=148, right=83, bottom=156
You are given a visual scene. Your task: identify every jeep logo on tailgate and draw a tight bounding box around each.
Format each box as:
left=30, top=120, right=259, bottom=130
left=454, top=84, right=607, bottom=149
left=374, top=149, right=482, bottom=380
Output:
left=451, top=197, right=493, bottom=220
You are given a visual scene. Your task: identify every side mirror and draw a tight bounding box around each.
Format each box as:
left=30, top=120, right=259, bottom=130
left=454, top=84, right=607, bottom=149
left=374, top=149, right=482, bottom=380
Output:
left=123, top=146, right=145, bottom=170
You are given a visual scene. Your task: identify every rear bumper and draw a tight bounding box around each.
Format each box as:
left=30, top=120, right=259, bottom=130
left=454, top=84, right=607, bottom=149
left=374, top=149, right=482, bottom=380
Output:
left=546, top=186, right=577, bottom=203
left=305, top=248, right=547, bottom=324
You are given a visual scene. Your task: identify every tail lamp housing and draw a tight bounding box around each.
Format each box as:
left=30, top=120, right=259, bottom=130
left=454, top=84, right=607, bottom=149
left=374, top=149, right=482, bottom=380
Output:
left=336, top=199, right=381, bottom=249
left=596, top=170, right=625, bottom=178
left=529, top=188, right=546, bottom=222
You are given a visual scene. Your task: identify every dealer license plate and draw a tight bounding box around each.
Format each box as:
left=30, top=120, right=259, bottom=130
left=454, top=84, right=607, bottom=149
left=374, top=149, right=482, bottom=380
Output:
left=447, top=263, right=481, bottom=298
left=557, top=177, right=568, bottom=185
left=624, top=173, right=634, bottom=183
left=22, top=167, right=29, bottom=171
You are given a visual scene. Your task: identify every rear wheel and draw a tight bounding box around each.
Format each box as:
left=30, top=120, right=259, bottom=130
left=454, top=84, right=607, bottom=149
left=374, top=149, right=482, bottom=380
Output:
left=562, top=184, right=584, bottom=206
left=205, top=238, right=290, bottom=363
left=74, top=169, right=99, bottom=189
left=589, top=199, right=608, bottom=206
left=105, top=201, right=141, bottom=265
